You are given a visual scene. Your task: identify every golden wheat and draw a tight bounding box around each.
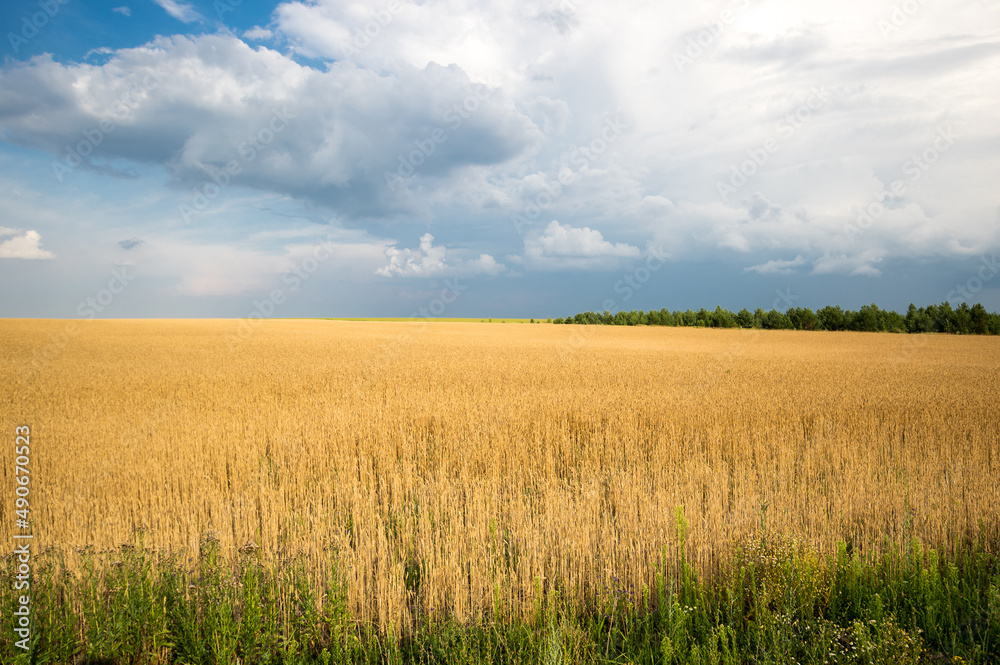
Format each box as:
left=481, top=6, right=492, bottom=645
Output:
left=2, top=319, right=998, bottom=628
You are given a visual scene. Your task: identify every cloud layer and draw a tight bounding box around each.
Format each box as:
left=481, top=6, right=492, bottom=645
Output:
left=0, top=35, right=540, bottom=220
left=1, top=0, right=999, bottom=318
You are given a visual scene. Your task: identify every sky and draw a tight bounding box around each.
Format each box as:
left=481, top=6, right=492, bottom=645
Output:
left=0, top=0, right=998, bottom=319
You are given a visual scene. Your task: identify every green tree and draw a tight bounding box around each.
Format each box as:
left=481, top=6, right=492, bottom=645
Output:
left=817, top=305, right=845, bottom=331
left=711, top=306, right=737, bottom=328
left=787, top=307, right=819, bottom=331
left=971, top=303, right=989, bottom=335
left=988, top=312, right=1000, bottom=335
left=762, top=309, right=793, bottom=329
left=955, top=303, right=972, bottom=334
left=935, top=302, right=956, bottom=333
left=552, top=301, right=1000, bottom=335
left=905, top=303, right=930, bottom=333
left=850, top=304, right=882, bottom=332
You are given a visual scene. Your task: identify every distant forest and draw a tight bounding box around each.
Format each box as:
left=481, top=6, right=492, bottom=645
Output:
left=551, top=302, right=1000, bottom=334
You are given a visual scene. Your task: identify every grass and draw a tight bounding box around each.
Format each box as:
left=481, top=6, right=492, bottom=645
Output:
left=4, top=523, right=997, bottom=663
left=2, top=319, right=998, bottom=662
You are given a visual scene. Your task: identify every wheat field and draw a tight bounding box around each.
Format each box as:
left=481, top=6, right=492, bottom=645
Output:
left=2, top=319, right=998, bottom=630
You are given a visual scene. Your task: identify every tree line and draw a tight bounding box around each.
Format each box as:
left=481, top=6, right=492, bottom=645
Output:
left=551, top=302, right=1000, bottom=334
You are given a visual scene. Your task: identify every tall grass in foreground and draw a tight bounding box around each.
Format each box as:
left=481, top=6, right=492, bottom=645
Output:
left=3, top=517, right=998, bottom=663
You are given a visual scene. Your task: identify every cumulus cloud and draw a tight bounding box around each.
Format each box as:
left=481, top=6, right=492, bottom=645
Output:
left=118, top=237, right=144, bottom=250
left=377, top=233, right=506, bottom=277
left=0, top=227, right=55, bottom=259
left=272, top=0, right=584, bottom=80
left=523, top=221, right=641, bottom=270
left=0, top=35, right=539, bottom=218
left=535, top=220, right=640, bottom=257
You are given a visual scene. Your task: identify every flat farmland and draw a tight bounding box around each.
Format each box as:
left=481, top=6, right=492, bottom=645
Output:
left=3, top=319, right=998, bottom=634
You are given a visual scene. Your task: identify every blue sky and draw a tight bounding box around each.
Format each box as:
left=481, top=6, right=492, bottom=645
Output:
left=1, top=0, right=998, bottom=319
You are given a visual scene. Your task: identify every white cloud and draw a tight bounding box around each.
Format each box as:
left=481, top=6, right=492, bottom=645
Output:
left=812, top=251, right=885, bottom=277
left=744, top=255, right=807, bottom=275
left=151, top=0, right=201, bottom=23
left=523, top=220, right=641, bottom=270
left=273, top=0, right=558, bottom=81
left=535, top=220, right=640, bottom=257
left=377, top=233, right=506, bottom=277
left=0, top=227, right=55, bottom=259
left=112, top=6, right=132, bottom=17
left=242, top=26, right=273, bottom=40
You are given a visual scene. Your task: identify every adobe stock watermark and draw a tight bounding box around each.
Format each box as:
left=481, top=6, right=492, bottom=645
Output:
left=845, top=126, right=957, bottom=242
left=7, top=0, right=70, bottom=54
left=340, top=0, right=403, bottom=56
left=698, top=286, right=798, bottom=395
left=409, top=278, right=468, bottom=320
left=25, top=266, right=136, bottom=379
left=180, top=107, right=295, bottom=223
left=384, top=77, right=501, bottom=192
left=509, top=115, right=629, bottom=235
left=771, top=287, right=799, bottom=311
left=890, top=329, right=928, bottom=364
left=229, top=235, right=336, bottom=343
left=557, top=247, right=669, bottom=358
left=379, top=278, right=467, bottom=363
left=890, top=256, right=997, bottom=364
left=717, top=86, right=830, bottom=201
left=673, top=0, right=751, bottom=73
left=602, top=247, right=671, bottom=313
left=214, top=0, right=246, bottom=21
left=876, top=0, right=927, bottom=39
left=356, top=277, right=471, bottom=380
left=51, top=70, right=163, bottom=182
left=947, top=254, right=999, bottom=303
left=12, top=423, right=33, bottom=651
